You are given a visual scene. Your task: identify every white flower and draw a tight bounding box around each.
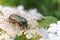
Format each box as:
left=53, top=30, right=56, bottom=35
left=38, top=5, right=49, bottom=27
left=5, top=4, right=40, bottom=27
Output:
left=57, top=21, right=60, bottom=36
left=26, top=29, right=35, bottom=35
left=17, top=5, right=24, bottom=10
left=0, top=5, right=3, bottom=10
left=17, top=5, right=26, bottom=17
left=48, top=33, right=60, bottom=40
left=57, top=21, right=60, bottom=29
left=47, top=23, right=57, bottom=33
left=39, top=28, right=49, bottom=39
left=28, top=8, right=44, bottom=20
left=29, top=9, right=37, bottom=15
left=17, top=6, right=44, bottom=20
left=2, top=7, right=17, bottom=18
left=57, top=21, right=60, bottom=25
left=39, top=38, right=48, bottom=40
left=50, top=23, right=57, bottom=27
left=26, top=34, right=33, bottom=39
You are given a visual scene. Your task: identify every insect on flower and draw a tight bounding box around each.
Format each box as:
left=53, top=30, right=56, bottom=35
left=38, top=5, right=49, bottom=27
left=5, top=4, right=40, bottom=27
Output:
left=9, top=14, right=28, bottom=28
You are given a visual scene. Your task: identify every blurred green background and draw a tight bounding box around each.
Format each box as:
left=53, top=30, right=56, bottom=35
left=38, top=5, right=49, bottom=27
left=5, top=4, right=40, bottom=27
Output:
left=0, top=0, right=60, bottom=20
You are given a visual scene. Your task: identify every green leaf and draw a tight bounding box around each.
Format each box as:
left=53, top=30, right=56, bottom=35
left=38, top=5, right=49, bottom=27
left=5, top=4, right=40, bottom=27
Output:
left=15, top=33, right=26, bottom=40
left=37, top=16, right=58, bottom=29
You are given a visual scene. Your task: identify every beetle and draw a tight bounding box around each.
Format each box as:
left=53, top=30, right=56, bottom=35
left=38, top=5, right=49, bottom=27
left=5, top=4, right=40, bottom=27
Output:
left=9, top=14, right=28, bottom=28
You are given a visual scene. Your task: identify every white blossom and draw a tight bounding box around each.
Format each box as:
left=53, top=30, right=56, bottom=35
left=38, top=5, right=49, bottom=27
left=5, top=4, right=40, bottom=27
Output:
left=57, top=21, right=60, bottom=36
left=48, top=33, right=60, bottom=40
left=47, top=21, right=60, bottom=40
left=57, top=21, right=60, bottom=25
left=39, top=28, right=49, bottom=39
left=17, top=5, right=24, bottom=10
left=39, top=38, right=48, bottom=40
left=28, top=9, right=44, bottom=20
left=26, top=34, right=33, bottom=39
left=0, top=5, right=3, bottom=10
left=17, top=5, right=26, bottom=16
left=47, top=23, right=57, bottom=33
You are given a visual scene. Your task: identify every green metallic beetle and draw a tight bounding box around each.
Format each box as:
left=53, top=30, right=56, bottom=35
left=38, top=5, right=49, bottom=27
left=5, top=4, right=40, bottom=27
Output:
left=9, top=14, right=28, bottom=28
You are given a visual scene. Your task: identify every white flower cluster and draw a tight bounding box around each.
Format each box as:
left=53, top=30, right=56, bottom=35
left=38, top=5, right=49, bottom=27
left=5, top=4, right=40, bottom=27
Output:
left=0, top=5, right=44, bottom=28
left=17, top=5, right=45, bottom=20
left=23, top=28, right=50, bottom=40
left=47, top=21, right=60, bottom=40
left=17, top=5, right=45, bottom=28
left=0, top=5, right=45, bottom=40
